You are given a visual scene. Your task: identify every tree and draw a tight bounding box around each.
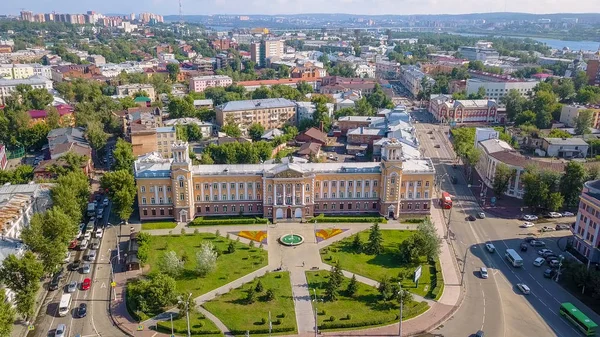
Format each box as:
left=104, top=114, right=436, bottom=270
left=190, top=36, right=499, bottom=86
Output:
left=547, top=192, right=564, bottom=212
left=325, top=261, right=343, bottom=301
left=468, top=61, right=484, bottom=71
left=157, top=251, right=184, bottom=277
left=351, top=234, right=362, bottom=253
left=85, top=120, right=109, bottom=151
left=166, top=63, right=180, bottom=82
left=547, top=129, right=572, bottom=138
left=346, top=274, right=358, bottom=297
left=573, top=71, right=589, bottom=91
left=364, top=223, right=384, bottom=255
left=128, top=273, right=177, bottom=314
left=255, top=280, right=264, bottom=293
left=248, top=123, right=265, bottom=142
left=415, top=219, right=441, bottom=260
left=265, top=289, right=275, bottom=302
left=501, top=89, right=526, bottom=121
left=45, top=106, right=61, bottom=129
left=514, top=110, right=537, bottom=126
left=492, top=163, right=516, bottom=197
left=555, top=78, right=576, bottom=102
left=112, top=138, right=135, bottom=171
left=0, top=251, right=43, bottom=322
left=574, top=109, right=593, bottom=135
left=245, top=287, right=256, bottom=304
left=560, top=161, right=586, bottom=207
left=378, top=275, right=394, bottom=301
left=26, top=88, right=53, bottom=110
left=196, top=242, right=217, bottom=276
left=100, top=170, right=137, bottom=221
left=167, top=97, right=195, bottom=118
left=0, top=291, right=15, bottom=336
left=221, top=123, right=242, bottom=138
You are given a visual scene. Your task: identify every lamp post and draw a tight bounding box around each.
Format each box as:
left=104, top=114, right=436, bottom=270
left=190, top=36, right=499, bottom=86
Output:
left=312, top=289, right=323, bottom=337
left=397, top=283, right=404, bottom=337
left=178, top=293, right=192, bottom=337
left=555, top=255, right=564, bottom=283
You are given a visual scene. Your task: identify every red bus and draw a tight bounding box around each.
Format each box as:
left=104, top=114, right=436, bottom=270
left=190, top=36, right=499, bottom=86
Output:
left=441, top=191, right=453, bottom=209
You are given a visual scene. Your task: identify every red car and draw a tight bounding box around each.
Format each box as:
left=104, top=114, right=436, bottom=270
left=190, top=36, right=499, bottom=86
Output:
left=68, top=239, right=78, bottom=250
left=81, top=278, right=91, bottom=290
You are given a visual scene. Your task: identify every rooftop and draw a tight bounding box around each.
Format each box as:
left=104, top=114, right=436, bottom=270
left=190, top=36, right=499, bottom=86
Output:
left=478, top=139, right=514, bottom=154
left=543, top=137, right=589, bottom=146
left=217, top=98, right=296, bottom=112
left=0, top=75, right=50, bottom=86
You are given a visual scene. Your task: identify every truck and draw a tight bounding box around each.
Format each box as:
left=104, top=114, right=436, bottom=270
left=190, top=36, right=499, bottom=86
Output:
left=86, top=203, right=96, bottom=217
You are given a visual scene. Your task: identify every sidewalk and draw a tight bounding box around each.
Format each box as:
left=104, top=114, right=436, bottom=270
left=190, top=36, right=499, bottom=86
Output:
left=469, top=169, right=527, bottom=219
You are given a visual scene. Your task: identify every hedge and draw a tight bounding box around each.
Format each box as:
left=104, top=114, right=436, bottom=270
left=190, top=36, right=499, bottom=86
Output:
left=428, top=260, right=444, bottom=300
left=156, top=321, right=222, bottom=335
left=229, top=327, right=295, bottom=335
left=189, top=217, right=269, bottom=226
left=310, top=214, right=387, bottom=224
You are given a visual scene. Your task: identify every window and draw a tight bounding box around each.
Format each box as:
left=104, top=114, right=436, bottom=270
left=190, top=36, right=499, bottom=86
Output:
left=257, top=183, right=261, bottom=189
left=348, top=203, right=352, bottom=210
left=340, top=191, right=344, bottom=198
left=306, top=184, right=310, bottom=191
left=324, top=193, right=328, bottom=198
left=417, top=181, right=422, bottom=187
left=195, top=195, right=200, bottom=201
left=324, top=182, right=328, bottom=187
left=213, top=194, right=218, bottom=201
left=332, top=203, right=337, bottom=210
left=231, top=194, right=235, bottom=200
left=168, top=197, right=172, bottom=204
left=160, top=209, right=165, bottom=216
left=364, top=203, right=368, bottom=210
left=194, top=185, right=198, bottom=191
left=425, top=181, right=430, bottom=187
left=268, top=208, right=272, bottom=216
left=152, top=209, right=156, bottom=216
left=179, top=180, right=184, bottom=188
left=268, top=197, right=272, bottom=204
left=374, top=181, right=378, bottom=187
left=205, top=195, right=209, bottom=201
left=213, top=183, right=218, bottom=189
left=315, top=204, right=320, bottom=210
left=240, top=205, right=244, bottom=212
left=332, top=181, right=337, bottom=188
left=424, top=191, right=429, bottom=199
left=222, top=183, right=226, bottom=189
left=316, top=181, right=320, bottom=188
left=249, top=205, right=253, bottom=212
left=407, top=204, right=412, bottom=210
left=306, top=196, right=310, bottom=203
left=143, top=209, right=147, bottom=216
left=416, top=203, right=421, bottom=210
left=142, top=197, right=147, bottom=205
left=222, top=194, right=227, bottom=201
left=223, top=206, right=228, bottom=212
left=204, top=183, right=209, bottom=189
left=416, top=192, right=421, bottom=198
left=401, top=193, right=405, bottom=199
left=332, top=192, right=336, bottom=198
left=349, top=181, right=353, bottom=187
left=373, top=202, right=377, bottom=209
left=268, top=185, right=272, bottom=192
left=206, top=206, right=210, bottom=212
left=214, top=206, right=218, bottom=212
left=169, top=209, right=173, bottom=215
left=365, top=192, right=369, bottom=198
left=340, top=181, right=345, bottom=187
left=409, top=181, right=414, bottom=187
left=239, top=183, right=244, bottom=189
left=240, top=194, right=244, bottom=200
left=408, top=192, right=413, bottom=199
left=150, top=186, right=155, bottom=192
left=167, top=187, right=171, bottom=192
left=390, top=189, right=395, bottom=196
left=373, top=191, right=377, bottom=198
left=151, top=198, right=156, bottom=204
left=365, top=181, right=370, bottom=187
left=324, top=204, right=328, bottom=210
left=356, top=192, right=361, bottom=198
left=357, top=181, right=362, bottom=187
left=348, top=192, right=353, bottom=198
left=179, top=193, right=184, bottom=201
left=141, top=186, right=146, bottom=193
left=391, top=177, right=396, bottom=184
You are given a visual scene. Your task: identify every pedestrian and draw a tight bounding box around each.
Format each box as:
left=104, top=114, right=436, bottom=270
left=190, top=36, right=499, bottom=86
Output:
left=302, top=261, right=305, bottom=267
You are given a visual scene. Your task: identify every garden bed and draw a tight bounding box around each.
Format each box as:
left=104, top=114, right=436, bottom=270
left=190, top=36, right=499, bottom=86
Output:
left=141, top=221, right=178, bottom=230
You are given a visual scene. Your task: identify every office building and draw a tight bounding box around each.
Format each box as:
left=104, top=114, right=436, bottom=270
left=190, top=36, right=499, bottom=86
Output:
left=458, top=46, right=500, bottom=62
left=466, top=78, right=537, bottom=99
left=572, top=180, right=600, bottom=264
left=215, top=98, right=296, bottom=131
left=134, top=141, right=435, bottom=222
left=189, top=75, right=233, bottom=93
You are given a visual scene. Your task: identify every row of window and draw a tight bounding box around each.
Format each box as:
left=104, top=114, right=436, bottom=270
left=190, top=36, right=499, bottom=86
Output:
left=316, top=191, right=376, bottom=199
left=142, top=208, right=173, bottom=216
left=197, top=194, right=262, bottom=202
left=197, top=182, right=261, bottom=190
left=317, top=180, right=378, bottom=188
left=142, top=197, right=172, bottom=205
left=316, top=202, right=377, bottom=211
left=141, top=186, right=171, bottom=193
left=399, top=180, right=430, bottom=187
left=198, top=204, right=255, bottom=213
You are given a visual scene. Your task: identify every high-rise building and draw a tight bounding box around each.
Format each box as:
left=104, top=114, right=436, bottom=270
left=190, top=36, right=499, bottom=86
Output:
left=20, top=11, right=34, bottom=22
left=250, top=40, right=284, bottom=67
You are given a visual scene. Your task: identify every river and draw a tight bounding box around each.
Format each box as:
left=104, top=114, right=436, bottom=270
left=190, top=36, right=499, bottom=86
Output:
left=452, top=32, right=599, bottom=51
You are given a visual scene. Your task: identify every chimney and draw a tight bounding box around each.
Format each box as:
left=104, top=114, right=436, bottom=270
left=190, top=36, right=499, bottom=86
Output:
left=320, top=121, right=324, bottom=133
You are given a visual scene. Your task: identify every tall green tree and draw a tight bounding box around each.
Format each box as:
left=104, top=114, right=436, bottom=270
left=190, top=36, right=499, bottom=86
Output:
left=0, top=291, right=15, bottom=336
left=101, top=169, right=137, bottom=222
left=248, top=123, right=265, bottom=142
left=574, top=109, right=593, bottom=135
left=501, top=89, right=526, bottom=121
left=492, top=163, right=516, bottom=197
left=85, top=120, right=109, bottom=151
left=415, top=219, right=441, bottom=260
left=166, top=63, right=180, bottom=82
left=377, top=275, right=394, bottom=301
left=364, top=223, right=384, bottom=255
left=560, top=161, right=586, bottom=207
left=112, top=138, right=135, bottom=171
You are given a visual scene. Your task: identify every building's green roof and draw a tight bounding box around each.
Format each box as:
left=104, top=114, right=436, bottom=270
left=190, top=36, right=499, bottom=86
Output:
left=134, top=96, right=151, bottom=102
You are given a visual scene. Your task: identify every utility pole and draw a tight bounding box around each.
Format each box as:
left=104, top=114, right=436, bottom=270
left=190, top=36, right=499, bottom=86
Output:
left=398, top=283, right=403, bottom=337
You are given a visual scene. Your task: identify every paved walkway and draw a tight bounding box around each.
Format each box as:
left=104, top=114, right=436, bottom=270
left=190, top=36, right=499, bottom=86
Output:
left=110, top=219, right=463, bottom=336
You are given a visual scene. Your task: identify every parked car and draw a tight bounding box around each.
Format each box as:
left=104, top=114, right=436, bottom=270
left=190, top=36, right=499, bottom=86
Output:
left=544, top=268, right=557, bottom=278
left=485, top=243, right=496, bottom=253
left=82, top=263, right=91, bottom=274
left=517, top=283, right=531, bottom=295
left=95, top=228, right=103, bottom=238
left=467, top=215, right=477, bottom=221
left=103, top=198, right=109, bottom=206
left=434, top=144, right=440, bottom=148
left=48, top=269, right=63, bottom=290
left=83, top=231, right=91, bottom=240
left=523, top=215, right=539, bottom=221
left=541, top=226, right=555, bottom=232
left=524, top=236, right=536, bottom=243
left=548, top=212, right=562, bottom=218
left=549, top=259, right=561, bottom=268
left=545, top=255, right=559, bottom=263
left=520, top=242, right=528, bottom=252
left=79, top=239, right=89, bottom=250
left=87, top=250, right=97, bottom=261
left=78, top=303, right=87, bottom=318
left=530, top=240, right=545, bottom=247
left=542, top=250, right=556, bottom=258
left=521, top=222, right=535, bottom=228
left=480, top=267, right=489, bottom=279
left=68, top=239, right=78, bottom=250
left=91, top=239, right=100, bottom=250
left=55, top=324, right=66, bottom=337
left=561, top=211, right=575, bottom=217
left=556, top=224, right=571, bottom=231
left=533, top=257, right=545, bottom=267
left=81, top=278, right=91, bottom=290
left=70, top=260, right=81, bottom=271
left=64, top=251, right=71, bottom=263
left=538, top=249, right=553, bottom=256
left=477, top=212, right=486, bottom=219
left=66, top=281, right=77, bottom=293
left=475, top=331, right=485, bottom=337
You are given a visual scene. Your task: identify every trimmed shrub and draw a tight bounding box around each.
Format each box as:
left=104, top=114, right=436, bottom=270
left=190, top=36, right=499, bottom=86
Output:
left=229, top=327, right=294, bottom=335
left=329, top=315, right=335, bottom=322
left=310, top=214, right=387, bottom=224
left=156, top=321, right=220, bottom=335
left=189, top=217, right=269, bottom=226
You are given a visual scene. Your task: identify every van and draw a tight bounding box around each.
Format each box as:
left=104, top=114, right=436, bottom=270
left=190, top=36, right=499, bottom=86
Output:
left=79, top=239, right=89, bottom=250
left=58, top=294, right=71, bottom=317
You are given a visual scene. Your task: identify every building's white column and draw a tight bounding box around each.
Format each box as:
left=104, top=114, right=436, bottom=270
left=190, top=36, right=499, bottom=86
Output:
left=302, top=184, right=306, bottom=205
left=292, top=184, right=296, bottom=205
left=361, top=181, right=365, bottom=197
left=209, top=184, right=213, bottom=200
left=405, top=181, right=409, bottom=196
left=319, top=181, right=323, bottom=199
left=244, top=183, right=248, bottom=200
left=163, top=185, right=167, bottom=203
left=336, top=181, right=340, bottom=197
left=413, top=183, right=417, bottom=199
left=218, top=183, right=222, bottom=200
left=353, top=180, right=357, bottom=198
left=370, top=180, right=374, bottom=197
left=235, top=183, right=239, bottom=201
left=328, top=181, right=332, bottom=198
left=200, top=183, right=204, bottom=202
left=282, top=184, right=286, bottom=205
left=227, top=183, right=231, bottom=200
left=154, top=186, right=159, bottom=203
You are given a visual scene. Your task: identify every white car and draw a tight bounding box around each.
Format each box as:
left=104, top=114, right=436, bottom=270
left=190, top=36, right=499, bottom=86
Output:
left=533, top=257, right=545, bottom=267
left=480, top=267, right=489, bottom=279
left=541, top=226, right=555, bottom=232
left=538, top=249, right=553, bottom=256
left=548, top=212, right=562, bottom=218
left=82, top=263, right=91, bottom=274
left=79, top=239, right=89, bottom=250
left=523, top=215, right=538, bottom=221
left=95, top=228, right=103, bottom=238
left=103, top=198, right=109, bottom=206
left=521, top=222, right=535, bottom=228
left=517, top=283, right=531, bottom=295
left=561, top=211, right=575, bottom=217
left=485, top=243, right=496, bottom=253
left=83, top=231, right=92, bottom=240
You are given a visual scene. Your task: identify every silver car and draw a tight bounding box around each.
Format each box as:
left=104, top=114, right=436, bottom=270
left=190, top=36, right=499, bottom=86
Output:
left=82, top=263, right=91, bottom=274
left=66, top=281, right=77, bottom=293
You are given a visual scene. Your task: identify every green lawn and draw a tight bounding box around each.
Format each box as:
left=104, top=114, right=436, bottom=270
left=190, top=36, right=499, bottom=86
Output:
left=141, top=221, right=178, bottom=230
left=146, top=233, right=268, bottom=298
left=320, top=230, right=439, bottom=297
left=156, top=311, right=223, bottom=336
left=203, top=272, right=297, bottom=335
left=306, top=271, right=429, bottom=331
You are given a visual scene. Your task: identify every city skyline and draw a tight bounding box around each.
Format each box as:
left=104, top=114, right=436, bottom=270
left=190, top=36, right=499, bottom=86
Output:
left=3, top=0, right=600, bottom=17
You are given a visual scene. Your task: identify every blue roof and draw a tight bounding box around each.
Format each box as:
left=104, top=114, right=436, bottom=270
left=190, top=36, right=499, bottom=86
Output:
left=156, top=126, right=175, bottom=133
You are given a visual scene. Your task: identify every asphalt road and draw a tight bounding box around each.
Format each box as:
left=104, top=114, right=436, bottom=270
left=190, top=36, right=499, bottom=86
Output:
left=412, top=114, right=600, bottom=337
left=29, top=200, right=125, bottom=337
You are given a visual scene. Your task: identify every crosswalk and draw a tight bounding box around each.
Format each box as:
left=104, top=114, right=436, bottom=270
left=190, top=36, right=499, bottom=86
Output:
left=452, top=195, right=478, bottom=202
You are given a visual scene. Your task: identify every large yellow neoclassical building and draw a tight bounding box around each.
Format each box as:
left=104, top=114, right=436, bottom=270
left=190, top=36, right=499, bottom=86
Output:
left=134, top=141, right=436, bottom=222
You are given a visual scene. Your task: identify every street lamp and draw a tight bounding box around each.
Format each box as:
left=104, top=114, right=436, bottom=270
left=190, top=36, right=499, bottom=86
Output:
left=555, top=255, right=565, bottom=283
left=436, top=173, right=451, bottom=193
left=397, top=283, right=404, bottom=337
left=178, top=293, right=193, bottom=337
left=312, top=289, right=323, bottom=337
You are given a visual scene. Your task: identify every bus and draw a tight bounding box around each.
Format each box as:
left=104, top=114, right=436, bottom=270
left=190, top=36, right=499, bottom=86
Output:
left=504, top=249, right=523, bottom=267
left=58, top=294, right=71, bottom=317
left=559, top=302, right=598, bottom=336
left=440, top=191, right=452, bottom=209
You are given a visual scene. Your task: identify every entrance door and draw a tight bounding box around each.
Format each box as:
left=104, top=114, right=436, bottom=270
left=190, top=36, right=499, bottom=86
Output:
left=179, top=210, right=188, bottom=223
left=286, top=208, right=292, bottom=219
left=294, top=208, right=302, bottom=218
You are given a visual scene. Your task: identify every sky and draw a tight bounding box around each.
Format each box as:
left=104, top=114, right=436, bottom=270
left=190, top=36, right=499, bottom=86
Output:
left=4, top=0, right=599, bottom=16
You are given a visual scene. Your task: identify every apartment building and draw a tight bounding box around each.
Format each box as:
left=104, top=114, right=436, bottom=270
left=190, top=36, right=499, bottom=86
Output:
left=572, top=180, right=600, bottom=264
left=189, top=75, right=233, bottom=93
left=466, top=78, right=537, bottom=99
left=290, top=65, right=326, bottom=80
left=130, top=126, right=176, bottom=158
left=560, top=105, right=600, bottom=128
left=116, top=84, right=156, bottom=101
left=586, top=59, right=600, bottom=87
left=251, top=40, right=284, bottom=67
left=399, top=65, right=435, bottom=98
left=237, top=78, right=318, bottom=92
left=216, top=98, right=297, bottom=131
left=0, top=75, right=53, bottom=105
left=134, top=141, right=435, bottom=222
